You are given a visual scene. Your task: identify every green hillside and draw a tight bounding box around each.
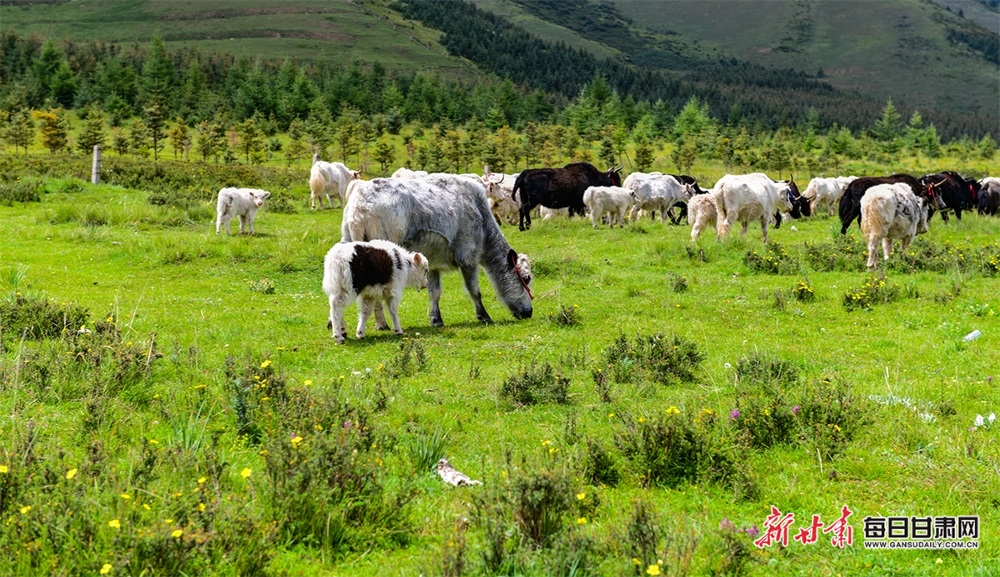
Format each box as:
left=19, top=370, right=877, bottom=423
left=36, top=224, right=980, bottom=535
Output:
left=470, top=0, right=996, bottom=121
left=0, top=0, right=480, bottom=79
left=608, top=0, right=998, bottom=118
left=1, top=0, right=997, bottom=135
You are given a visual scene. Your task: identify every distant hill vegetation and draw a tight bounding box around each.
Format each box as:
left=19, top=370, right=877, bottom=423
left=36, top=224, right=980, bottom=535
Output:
left=0, top=0, right=996, bottom=139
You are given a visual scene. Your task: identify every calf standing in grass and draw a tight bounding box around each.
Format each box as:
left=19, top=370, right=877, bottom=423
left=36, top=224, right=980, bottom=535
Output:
left=323, top=240, right=429, bottom=343
left=216, top=187, right=271, bottom=235
left=861, top=183, right=930, bottom=270
left=583, top=185, right=633, bottom=228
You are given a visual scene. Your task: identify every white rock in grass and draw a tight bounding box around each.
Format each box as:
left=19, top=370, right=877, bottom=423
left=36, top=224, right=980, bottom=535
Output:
left=436, top=458, right=482, bottom=487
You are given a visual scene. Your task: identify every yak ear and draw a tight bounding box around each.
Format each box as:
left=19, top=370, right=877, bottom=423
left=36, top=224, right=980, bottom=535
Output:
left=413, top=253, right=424, bottom=266
left=507, top=249, right=517, bottom=268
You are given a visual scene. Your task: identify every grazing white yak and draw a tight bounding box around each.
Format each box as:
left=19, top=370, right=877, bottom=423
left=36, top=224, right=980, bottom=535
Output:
left=215, top=187, right=271, bottom=235
left=860, top=183, right=929, bottom=270
left=341, top=174, right=533, bottom=326
left=713, top=173, right=803, bottom=243
left=322, top=239, right=429, bottom=343
left=310, top=159, right=360, bottom=210
left=583, top=185, right=633, bottom=228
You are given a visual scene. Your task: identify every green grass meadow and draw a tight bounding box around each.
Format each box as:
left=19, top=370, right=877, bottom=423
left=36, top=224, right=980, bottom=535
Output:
left=1, top=160, right=999, bottom=575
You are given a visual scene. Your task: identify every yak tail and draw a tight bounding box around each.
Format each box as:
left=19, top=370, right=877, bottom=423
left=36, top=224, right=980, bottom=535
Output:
left=714, top=188, right=728, bottom=222
left=511, top=173, right=524, bottom=202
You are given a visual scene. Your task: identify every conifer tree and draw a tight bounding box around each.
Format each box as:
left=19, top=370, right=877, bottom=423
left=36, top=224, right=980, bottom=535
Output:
left=168, top=118, right=192, bottom=161
left=130, top=119, right=151, bottom=158
left=77, top=107, right=107, bottom=154
left=4, top=110, right=35, bottom=154
left=374, top=140, right=396, bottom=175
left=236, top=117, right=264, bottom=164
left=33, top=108, right=69, bottom=154
left=144, top=103, right=167, bottom=161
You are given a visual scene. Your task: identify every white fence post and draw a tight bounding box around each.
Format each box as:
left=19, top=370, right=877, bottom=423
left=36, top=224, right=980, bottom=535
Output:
left=91, top=145, right=102, bottom=185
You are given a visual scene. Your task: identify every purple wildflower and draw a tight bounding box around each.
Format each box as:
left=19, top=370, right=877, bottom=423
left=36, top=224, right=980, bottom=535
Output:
left=730, top=409, right=741, bottom=420
left=744, top=525, right=760, bottom=538
left=792, top=405, right=801, bottom=415
left=720, top=517, right=735, bottom=531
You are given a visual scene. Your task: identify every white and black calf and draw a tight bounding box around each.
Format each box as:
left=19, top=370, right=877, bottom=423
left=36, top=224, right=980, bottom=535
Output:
left=322, top=239, right=429, bottom=343
left=216, top=187, right=271, bottom=235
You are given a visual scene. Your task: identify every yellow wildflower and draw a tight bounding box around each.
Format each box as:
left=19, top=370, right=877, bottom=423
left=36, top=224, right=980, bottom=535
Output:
left=241, top=468, right=252, bottom=479
left=120, top=493, right=131, bottom=500
left=576, top=517, right=587, bottom=525
left=197, top=503, right=206, bottom=512
left=647, top=564, right=661, bottom=576
left=108, top=519, right=121, bottom=529
left=304, top=380, right=313, bottom=386
left=577, top=492, right=586, bottom=501
left=666, top=406, right=680, bottom=415
left=100, top=564, right=112, bottom=575
left=260, top=360, right=272, bottom=369
left=65, top=468, right=78, bottom=480
left=20, top=505, right=31, bottom=514
left=198, top=477, right=207, bottom=484
left=0, top=465, right=8, bottom=474
left=171, top=529, right=183, bottom=538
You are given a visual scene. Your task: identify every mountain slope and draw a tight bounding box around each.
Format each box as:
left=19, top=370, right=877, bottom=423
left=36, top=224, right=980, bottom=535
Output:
left=474, top=0, right=996, bottom=121
left=608, top=0, right=998, bottom=118
left=0, top=0, right=481, bottom=79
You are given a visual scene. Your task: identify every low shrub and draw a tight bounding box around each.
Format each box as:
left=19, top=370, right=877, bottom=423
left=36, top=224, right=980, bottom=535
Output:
left=792, top=278, right=815, bottom=302
left=842, top=274, right=901, bottom=311
left=500, top=362, right=570, bottom=406
left=0, top=178, right=43, bottom=204
left=735, top=352, right=800, bottom=388
left=615, top=409, right=750, bottom=495
left=581, top=437, right=620, bottom=487
left=602, top=333, right=704, bottom=386
left=798, top=377, right=871, bottom=460
left=0, top=292, right=89, bottom=342
left=803, top=237, right=866, bottom=272
left=548, top=304, right=581, bottom=327
left=743, top=242, right=798, bottom=274
left=621, top=500, right=697, bottom=577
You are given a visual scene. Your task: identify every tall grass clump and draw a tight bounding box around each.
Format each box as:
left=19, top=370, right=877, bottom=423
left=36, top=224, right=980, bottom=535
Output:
left=602, top=333, right=704, bottom=385
left=407, top=425, right=448, bottom=473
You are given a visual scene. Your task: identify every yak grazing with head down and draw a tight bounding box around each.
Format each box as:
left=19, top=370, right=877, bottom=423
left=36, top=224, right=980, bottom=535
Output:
left=511, top=162, right=622, bottom=231
left=341, top=174, right=533, bottom=327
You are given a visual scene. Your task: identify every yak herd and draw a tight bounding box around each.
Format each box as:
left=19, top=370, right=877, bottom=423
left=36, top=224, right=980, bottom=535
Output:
left=214, top=159, right=999, bottom=341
